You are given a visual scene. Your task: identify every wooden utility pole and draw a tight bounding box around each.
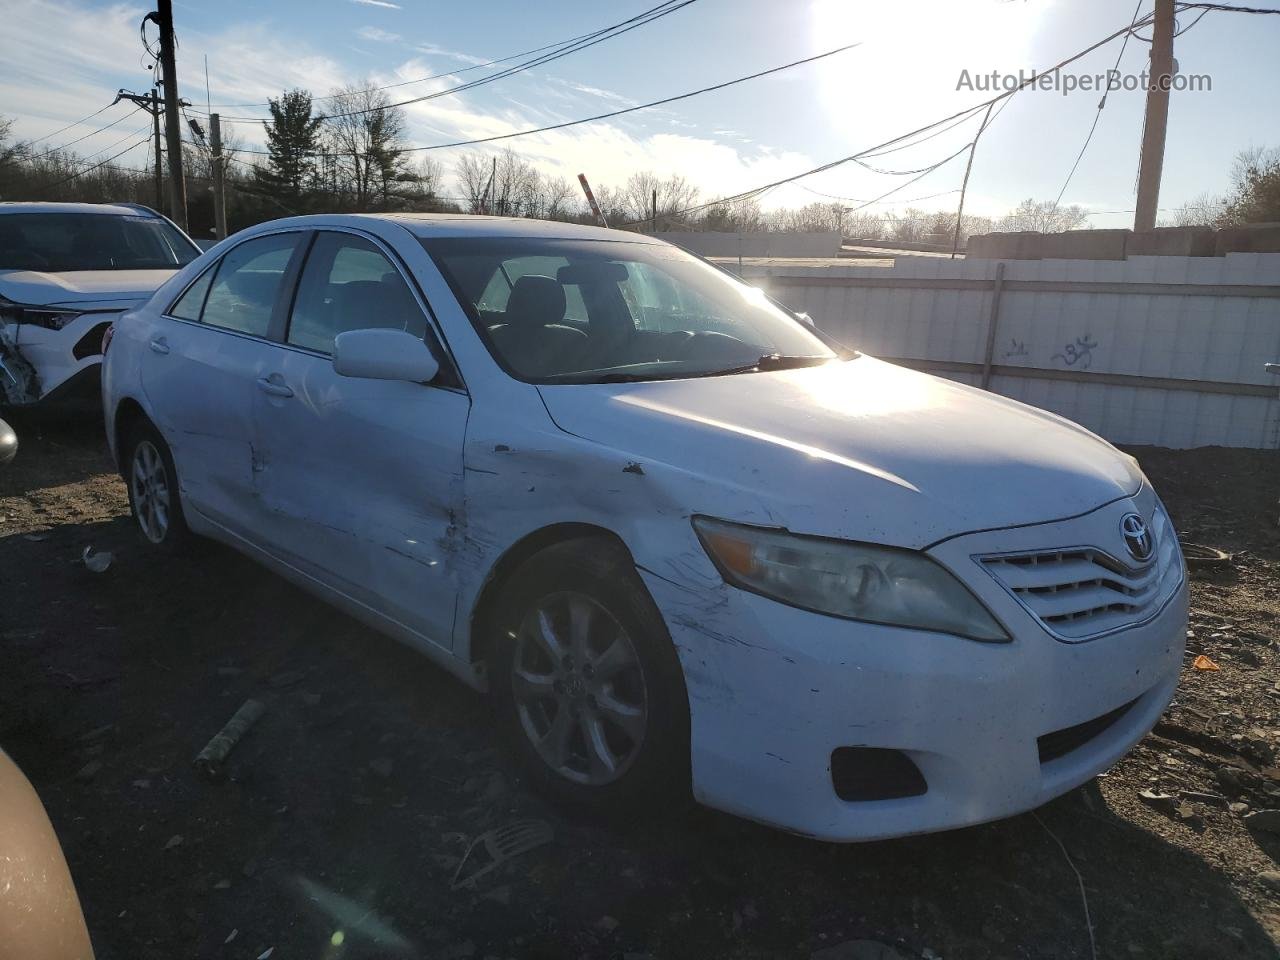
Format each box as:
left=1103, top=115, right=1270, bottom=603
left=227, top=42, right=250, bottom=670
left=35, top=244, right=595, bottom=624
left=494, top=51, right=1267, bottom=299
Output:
left=1134, top=0, right=1175, bottom=232
left=209, top=113, right=227, bottom=240
left=154, top=0, right=187, bottom=230
left=577, top=174, right=607, bottom=228
left=150, top=88, right=163, bottom=211
left=651, top=188, right=657, bottom=233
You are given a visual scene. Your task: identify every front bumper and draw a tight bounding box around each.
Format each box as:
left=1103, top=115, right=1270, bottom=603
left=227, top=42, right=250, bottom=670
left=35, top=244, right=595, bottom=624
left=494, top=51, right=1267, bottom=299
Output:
left=0, top=312, right=114, bottom=409
left=644, top=491, right=1187, bottom=842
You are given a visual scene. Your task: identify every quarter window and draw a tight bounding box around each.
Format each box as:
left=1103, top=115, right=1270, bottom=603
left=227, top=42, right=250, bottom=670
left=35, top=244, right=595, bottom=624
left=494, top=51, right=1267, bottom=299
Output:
left=168, top=266, right=214, bottom=322
left=200, top=233, right=301, bottom=337
left=287, top=233, right=427, bottom=355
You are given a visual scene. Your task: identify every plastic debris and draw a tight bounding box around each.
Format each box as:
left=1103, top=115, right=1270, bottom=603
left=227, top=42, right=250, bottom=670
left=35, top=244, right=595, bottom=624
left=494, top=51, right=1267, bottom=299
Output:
left=194, top=699, right=266, bottom=779
left=81, top=546, right=112, bottom=573
left=224, top=929, right=238, bottom=944
left=1192, top=654, right=1221, bottom=672
left=450, top=819, right=554, bottom=889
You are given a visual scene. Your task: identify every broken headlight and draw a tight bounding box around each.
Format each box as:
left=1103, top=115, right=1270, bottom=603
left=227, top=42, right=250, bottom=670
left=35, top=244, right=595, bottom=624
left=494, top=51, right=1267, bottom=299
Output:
left=693, top=517, right=1009, bottom=642
left=0, top=297, right=82, bottom=330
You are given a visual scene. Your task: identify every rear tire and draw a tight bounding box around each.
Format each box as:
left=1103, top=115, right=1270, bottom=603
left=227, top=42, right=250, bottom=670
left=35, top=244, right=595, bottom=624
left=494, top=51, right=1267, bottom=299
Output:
left=122, top=420, right=191, bottom=552
left=491, top=537, right=690, bottom=809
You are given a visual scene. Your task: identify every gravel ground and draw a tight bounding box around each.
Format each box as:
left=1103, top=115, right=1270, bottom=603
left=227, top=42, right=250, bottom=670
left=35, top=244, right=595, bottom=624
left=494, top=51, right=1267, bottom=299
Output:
left=1, top=421, right=1277, bottom=960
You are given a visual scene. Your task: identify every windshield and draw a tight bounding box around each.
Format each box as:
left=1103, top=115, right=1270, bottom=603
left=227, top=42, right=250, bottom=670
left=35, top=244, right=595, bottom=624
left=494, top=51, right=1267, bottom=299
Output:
left=422, top=236, right=836, bottom=383
left=0, top=213, right=200, bottom=272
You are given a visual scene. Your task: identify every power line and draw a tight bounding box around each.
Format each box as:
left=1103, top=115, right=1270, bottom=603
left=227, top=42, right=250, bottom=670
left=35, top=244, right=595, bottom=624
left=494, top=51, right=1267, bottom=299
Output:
left=25, top=105, right=143, bottom=160
left=194, top=2, right=699, bottom=112
left=400, top=42, right=862, bottom=153
left=40, top=138, right=152, bottom=189
left=211, top=41, right=862, bottom=158
left=628, top=6, right=1162, bottom=224
left=1052, top=0, right=1145, bottom=209
left=22, top=102, right=118, bottom=145
left=210, top=0, right=699, bottom=123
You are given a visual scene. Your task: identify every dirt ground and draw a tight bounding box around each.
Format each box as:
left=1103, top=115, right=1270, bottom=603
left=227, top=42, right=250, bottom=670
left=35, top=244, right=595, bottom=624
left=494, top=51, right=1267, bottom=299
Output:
left=1, top=420, right=1279, bottom=960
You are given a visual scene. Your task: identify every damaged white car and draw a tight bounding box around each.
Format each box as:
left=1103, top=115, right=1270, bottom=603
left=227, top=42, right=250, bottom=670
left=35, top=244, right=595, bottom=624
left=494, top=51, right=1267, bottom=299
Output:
left=0, top=202, right=199, bottom=409
left=101, top=214, right=1187, bottom=841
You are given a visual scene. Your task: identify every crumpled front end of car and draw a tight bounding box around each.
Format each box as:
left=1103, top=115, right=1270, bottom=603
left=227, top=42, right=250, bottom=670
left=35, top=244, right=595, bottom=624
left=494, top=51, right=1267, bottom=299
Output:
left=642, top=485, right=1187, bottom=842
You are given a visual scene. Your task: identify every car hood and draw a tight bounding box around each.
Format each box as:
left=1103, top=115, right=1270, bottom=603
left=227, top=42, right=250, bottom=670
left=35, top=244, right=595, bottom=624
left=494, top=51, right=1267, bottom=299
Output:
left=0, top=269, right=175, bottom=310
left=537, top=356, right=1143, bottom=549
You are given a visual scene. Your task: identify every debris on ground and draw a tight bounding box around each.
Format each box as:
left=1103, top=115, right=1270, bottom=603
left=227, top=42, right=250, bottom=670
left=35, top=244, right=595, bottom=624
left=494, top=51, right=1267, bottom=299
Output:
left=450, top=820, right=554, bottom=890
left=194, top=699, right=267, bottom=779
left=1192, top=654, right=1221, bottom=672
left=80, top=545, right=112, bottom=573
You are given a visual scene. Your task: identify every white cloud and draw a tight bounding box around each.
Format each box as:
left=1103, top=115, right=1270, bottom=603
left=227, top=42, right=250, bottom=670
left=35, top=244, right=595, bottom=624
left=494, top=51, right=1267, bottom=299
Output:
left=413, top=43, right=489, bottom=67
left=349, top=0, right=400, bottom=8
left=357, top=26, right=400, bottom=43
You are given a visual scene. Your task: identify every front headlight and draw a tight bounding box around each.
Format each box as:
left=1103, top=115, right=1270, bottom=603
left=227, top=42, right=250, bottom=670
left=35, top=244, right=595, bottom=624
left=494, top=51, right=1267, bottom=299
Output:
left=693, top=517, right=1009, bottom=642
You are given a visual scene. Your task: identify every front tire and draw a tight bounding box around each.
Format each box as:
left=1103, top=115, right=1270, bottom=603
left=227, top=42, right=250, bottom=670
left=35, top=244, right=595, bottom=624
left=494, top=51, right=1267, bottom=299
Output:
left=122, top=420, right=190, bottom=552
left=491, top=537, right=690, bottom=809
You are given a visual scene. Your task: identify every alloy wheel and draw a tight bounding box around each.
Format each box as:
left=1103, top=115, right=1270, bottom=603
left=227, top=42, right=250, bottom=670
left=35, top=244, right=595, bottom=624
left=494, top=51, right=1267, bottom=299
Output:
left=511, top=591, right=648, bottom=786
left=130, top=439, right=171, bottom=544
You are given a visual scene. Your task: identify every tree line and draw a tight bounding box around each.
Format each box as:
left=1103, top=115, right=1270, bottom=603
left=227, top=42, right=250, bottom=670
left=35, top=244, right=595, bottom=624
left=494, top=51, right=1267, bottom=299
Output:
left=2, top=89, right=1276, bottom=243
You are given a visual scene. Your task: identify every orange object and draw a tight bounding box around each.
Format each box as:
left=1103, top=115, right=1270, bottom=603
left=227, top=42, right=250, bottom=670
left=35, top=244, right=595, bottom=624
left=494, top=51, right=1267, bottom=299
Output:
left=1192, top=655, right=1220, bottom=672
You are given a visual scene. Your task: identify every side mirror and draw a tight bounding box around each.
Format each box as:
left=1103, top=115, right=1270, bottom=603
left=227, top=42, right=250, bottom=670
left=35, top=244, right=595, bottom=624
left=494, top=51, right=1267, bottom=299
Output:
left=333, top=329, right=439, bottom=383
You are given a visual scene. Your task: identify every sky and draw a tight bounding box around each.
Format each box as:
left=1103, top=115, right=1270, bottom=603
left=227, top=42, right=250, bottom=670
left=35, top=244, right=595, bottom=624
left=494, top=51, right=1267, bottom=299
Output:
left=2, top=0, right=1278, bottom=228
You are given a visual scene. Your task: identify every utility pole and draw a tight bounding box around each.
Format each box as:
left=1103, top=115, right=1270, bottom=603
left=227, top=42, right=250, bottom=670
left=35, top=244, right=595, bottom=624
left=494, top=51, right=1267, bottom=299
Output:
left=150, top=88, right=163, bottom=210
left=209, top=113, right=227, bottom=240
left=577, top=174, right=607, bottom=228
left=1134, top=0, right=1175, bottom=232
left=153, top=0, right=187, bottom=230
left=489, top=156, right=497, bottom=215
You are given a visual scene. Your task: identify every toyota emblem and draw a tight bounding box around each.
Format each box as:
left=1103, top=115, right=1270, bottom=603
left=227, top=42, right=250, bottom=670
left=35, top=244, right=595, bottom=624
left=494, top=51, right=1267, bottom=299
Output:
left=1120, top=513, right=1154, bottom=563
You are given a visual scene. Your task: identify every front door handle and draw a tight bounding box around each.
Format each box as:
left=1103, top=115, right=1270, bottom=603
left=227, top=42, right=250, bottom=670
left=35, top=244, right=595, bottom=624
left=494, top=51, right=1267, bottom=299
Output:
left=149, top=337, right=169, bottom=355
left=256, top=376, right=294, bottom=398
left=1266, top=362, right=1279, bottom=376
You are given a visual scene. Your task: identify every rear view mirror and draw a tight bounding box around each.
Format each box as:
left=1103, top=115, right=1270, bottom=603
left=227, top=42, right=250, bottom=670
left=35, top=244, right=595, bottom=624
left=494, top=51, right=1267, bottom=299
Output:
left=333, top=329, right=439, bottom=383
left=557, top=262, right=629, bottom=285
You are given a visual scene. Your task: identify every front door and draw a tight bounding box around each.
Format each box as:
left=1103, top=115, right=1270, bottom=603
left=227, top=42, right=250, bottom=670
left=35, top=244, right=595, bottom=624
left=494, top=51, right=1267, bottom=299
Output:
left=250, top=229, right=468, bottom=650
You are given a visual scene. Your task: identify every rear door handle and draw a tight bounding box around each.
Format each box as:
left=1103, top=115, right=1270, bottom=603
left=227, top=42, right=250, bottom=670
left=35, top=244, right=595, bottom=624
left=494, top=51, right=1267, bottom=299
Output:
left=149, top=337, right=169, bottom=355
left=256, top=376, right=294, bottom=398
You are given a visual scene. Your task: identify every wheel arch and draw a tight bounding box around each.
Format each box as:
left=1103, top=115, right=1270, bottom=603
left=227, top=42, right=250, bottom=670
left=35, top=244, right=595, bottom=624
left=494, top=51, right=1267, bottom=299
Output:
left=466, top=521, right=636, bottom=678
left=111, top=396, right=152, bottom=475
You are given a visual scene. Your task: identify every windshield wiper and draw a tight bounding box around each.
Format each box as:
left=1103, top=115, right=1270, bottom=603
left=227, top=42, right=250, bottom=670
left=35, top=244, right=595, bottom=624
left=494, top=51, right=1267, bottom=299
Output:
left=704, top=354, right=832, bottom=377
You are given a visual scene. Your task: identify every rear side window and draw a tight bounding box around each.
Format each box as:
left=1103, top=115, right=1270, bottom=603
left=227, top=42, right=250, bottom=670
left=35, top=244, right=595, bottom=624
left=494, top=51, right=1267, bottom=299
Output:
left=200, top=233, right=301, bottom=337
left=287, top=233, right=426, bottom=355
left=168, top=267, right=214, bottom=321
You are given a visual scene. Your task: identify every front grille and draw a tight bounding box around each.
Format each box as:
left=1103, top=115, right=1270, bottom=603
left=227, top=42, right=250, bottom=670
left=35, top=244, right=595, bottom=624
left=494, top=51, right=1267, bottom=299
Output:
left=979, top=506, right=1181, bottom=642
left=1037, top=698, right=1138, bottom=764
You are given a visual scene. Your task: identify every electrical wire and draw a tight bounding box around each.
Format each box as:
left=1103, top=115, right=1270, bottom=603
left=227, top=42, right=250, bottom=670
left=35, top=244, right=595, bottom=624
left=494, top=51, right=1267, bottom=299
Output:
left=22, top=102, right=120, bottom=146
left=25, top=105, right=144, bottom=160
left=206, top=41, right=862, bottom=158
left=208, top=0, right=699, bottom=122
left=625, top=6, right=1161, bottom=225
left=40, top=138, right=152, bottom=189
left=1051, top=0, right=1145, bottom=209
left=195, top=2, right=697, bottom=112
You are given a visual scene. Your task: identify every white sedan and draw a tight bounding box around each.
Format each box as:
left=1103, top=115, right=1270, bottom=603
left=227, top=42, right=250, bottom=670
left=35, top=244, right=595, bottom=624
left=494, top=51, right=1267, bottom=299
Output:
left=101, top=214, right=1187, bottom=841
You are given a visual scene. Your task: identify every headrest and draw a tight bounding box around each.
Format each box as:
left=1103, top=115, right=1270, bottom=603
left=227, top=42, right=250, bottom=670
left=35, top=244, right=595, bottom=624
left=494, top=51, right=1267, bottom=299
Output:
left=505, top=275, right=565, bottom=328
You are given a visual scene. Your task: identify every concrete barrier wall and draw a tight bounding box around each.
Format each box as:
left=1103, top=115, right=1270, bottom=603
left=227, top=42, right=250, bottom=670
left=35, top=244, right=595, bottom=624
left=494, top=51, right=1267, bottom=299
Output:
left=740, top=253, right=1280, bottom=450
left=650, top=231, right=842, bottom=259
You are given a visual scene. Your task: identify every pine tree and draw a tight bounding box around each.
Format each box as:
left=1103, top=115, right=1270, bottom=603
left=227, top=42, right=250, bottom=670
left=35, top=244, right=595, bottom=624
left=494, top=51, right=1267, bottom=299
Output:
left=255, top=90, right=323, bottom=201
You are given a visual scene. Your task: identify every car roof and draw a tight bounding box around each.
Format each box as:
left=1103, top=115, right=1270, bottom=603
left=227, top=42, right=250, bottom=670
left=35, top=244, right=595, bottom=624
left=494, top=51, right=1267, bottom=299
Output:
left=247, top=212, right=663, bottom=244
left=0, top=201, right=164, bottom=218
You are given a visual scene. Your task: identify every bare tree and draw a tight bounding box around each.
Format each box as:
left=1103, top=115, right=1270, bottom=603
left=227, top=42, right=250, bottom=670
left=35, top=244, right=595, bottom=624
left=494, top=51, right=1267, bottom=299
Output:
left=323, top=82, right=409, bottom=211
left=620, top=171, right=700, bottom=225
left=1171, top=192, right=1227, bottom=227
left=997, top=198, right=1090, bottom=233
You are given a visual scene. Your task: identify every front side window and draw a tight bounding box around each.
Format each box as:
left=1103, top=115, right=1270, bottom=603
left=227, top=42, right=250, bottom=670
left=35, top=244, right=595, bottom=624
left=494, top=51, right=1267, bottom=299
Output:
left=0, top=213, right=199, bottom=272
left=287, top=233, right=427, bottom=355
left=200, top=233, right=301, bottom=337
left=423, top=237, right=835, bottom=382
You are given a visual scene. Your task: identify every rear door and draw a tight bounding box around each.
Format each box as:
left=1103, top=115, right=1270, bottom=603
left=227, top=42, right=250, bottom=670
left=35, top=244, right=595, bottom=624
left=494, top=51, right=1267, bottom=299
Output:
left=140, top=230, right=307, bottom=532
left=249, top=228, right=469, bottom=650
